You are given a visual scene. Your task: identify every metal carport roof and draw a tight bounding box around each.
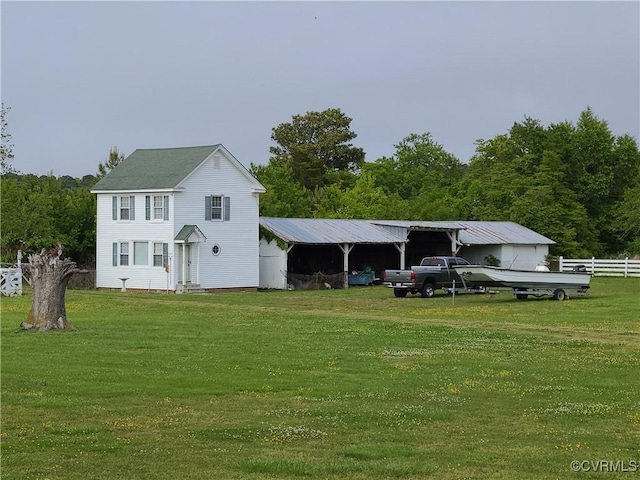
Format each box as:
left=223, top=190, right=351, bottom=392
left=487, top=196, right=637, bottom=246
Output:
left=371, top=220, right=554, bottom=245
left=259, top=217, right=407, bottom=245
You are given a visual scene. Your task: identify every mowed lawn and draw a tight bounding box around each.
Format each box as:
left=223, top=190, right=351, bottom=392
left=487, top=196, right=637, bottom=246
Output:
left=1, top=277, right=639, bottom=479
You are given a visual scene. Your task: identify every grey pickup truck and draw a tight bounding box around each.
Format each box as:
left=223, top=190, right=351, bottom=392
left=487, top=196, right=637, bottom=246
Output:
left=383, top=256, right=471, bottom=298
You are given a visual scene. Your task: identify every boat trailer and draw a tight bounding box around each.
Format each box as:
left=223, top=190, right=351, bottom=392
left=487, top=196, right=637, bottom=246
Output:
left=455, top=280, right=590, bottom=301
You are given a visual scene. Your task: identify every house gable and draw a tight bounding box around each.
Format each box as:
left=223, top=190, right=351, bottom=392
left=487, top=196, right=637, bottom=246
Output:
left=177, top=145, right=265, bottom=194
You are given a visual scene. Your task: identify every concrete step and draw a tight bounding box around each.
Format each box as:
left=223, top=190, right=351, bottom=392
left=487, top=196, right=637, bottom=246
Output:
left=184, top=283, right=207, bottom=294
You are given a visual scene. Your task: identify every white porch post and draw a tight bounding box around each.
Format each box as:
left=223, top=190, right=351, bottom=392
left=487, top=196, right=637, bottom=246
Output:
left=196, top=243, right=200, bottom=285
left=182, top=243, right=186, bottom=285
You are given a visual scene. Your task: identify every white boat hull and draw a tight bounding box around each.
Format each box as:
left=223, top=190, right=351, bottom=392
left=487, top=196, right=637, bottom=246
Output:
left=453, top=265, right=591, bottom=290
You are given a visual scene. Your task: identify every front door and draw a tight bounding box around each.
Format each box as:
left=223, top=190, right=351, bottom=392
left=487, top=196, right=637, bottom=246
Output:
left=178, top=244, right=192, bottom=284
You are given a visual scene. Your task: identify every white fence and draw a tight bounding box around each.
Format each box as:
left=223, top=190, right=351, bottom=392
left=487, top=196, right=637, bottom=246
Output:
left=558, top=257, right=640, bottom=278
left=0, top=266, right=23, bottom=296
left=1, top=252, right=26, bottom=296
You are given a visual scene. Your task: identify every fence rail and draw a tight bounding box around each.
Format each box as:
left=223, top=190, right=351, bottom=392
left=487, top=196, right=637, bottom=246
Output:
left=0, top=266, right=23, bottom=296
left=558, top=257, right=640, bottom=277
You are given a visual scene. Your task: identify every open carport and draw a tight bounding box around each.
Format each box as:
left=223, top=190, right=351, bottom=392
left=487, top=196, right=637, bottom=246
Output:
left=259, top=217, right=408, bottom=290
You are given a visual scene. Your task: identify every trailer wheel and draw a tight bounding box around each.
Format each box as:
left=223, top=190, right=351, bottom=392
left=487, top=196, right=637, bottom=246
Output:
left=394, top=289, right=408, bottom=298
left=553, top=288, right=566, bottom=301
left=421, top=282, right=436, bottom=298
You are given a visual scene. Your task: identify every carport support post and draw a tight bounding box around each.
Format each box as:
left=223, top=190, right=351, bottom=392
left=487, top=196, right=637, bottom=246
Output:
left=339, top=243, right=354, bottom=289
left=446, top=231, right=461, bottom=256
left=394, top=243, right=406, bottom=269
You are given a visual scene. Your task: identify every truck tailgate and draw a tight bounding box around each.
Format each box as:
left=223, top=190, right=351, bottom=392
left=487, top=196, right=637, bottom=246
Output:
left=383, top=270, right=414, bottom=284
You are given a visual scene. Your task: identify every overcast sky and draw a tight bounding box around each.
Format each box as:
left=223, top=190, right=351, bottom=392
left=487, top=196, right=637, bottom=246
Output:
left=2, top=1, right=638, bottom=178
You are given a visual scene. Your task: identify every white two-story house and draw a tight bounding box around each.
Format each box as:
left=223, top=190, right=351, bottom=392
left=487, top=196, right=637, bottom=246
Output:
left=91, top=144, right=265, bottom=292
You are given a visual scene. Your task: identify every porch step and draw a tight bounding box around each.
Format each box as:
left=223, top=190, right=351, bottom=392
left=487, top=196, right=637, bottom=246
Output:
left=183, top=283, right=208, bottom=294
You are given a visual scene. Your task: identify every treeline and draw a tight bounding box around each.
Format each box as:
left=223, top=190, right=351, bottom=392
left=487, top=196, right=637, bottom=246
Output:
left=1, top=107, right=639, bottom=266
left=1, top=174, right=98, bottom=266
left=252, top=107, right=640, bottom=258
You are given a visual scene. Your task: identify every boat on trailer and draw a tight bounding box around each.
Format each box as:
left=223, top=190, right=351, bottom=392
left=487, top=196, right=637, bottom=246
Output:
left=453, top=265, right=591, bottom=301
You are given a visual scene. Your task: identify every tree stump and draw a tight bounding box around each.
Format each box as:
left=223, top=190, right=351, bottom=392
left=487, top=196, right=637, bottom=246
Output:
left=22, top=244, right=86, bottom=332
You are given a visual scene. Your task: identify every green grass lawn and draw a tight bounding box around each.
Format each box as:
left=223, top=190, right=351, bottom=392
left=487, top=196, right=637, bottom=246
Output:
left=1, top=277, right=639, bottom=479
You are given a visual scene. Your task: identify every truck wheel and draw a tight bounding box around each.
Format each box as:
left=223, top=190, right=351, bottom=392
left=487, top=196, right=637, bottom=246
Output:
left=553, top=289, right=566, bottom=301
left=421, top=282, right=436, bottom=298
left=394, top=289, right=408, bottom=298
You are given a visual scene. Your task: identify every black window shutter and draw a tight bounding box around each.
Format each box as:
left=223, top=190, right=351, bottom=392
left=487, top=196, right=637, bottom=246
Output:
left=163, top=243, right=168, bottom=266
left=145, top=196, right=150, bottom=220
left=130, top=196, right=135, bottom=220
left=224, top=196, right=230, bottom=221
left=205, top=196, right=212, bottom=220
left=112, top=196, right=117, bottom=220
left=163, top=196, right=169, bottom=221
left=112, top=242, right=118, bottom=266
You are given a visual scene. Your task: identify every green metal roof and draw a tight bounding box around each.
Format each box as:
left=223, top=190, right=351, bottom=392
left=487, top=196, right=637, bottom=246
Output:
left=91, top=145, right=220, bottom=191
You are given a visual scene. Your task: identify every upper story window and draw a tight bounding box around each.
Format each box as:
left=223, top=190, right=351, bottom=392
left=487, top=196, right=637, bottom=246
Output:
left=112, top=196, right=135, bottom=221
left=153, top=196, right=163, bottom=219
left=211, top=195, right=222, bottom=220
left=205, top=195, right=230, bottom=221
left=120, top=197, right=130, bottom=220
left=145, top=195, right=169, bottom=221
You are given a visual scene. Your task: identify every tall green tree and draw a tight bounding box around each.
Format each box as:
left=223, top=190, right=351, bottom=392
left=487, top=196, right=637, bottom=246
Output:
left=613, top=183, right=640, bottom=255
left=458, top=116, right=597, bottom=255
left=250, top=162, right=312, bottom=217
left=508, top=151, right=594, bottom=257
left=0, top=174, right=96, bottom=266
left=269, top=108, right=365, bottom=190
left=364, top=133, right=465, bottom=220
left=563, top=108, right=640, bottom=253
left=315, top=171, right=401, bottom=219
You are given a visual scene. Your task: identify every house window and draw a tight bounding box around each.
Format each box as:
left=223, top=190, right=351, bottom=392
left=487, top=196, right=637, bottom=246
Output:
left=145, top=195, right=169, bottom=221
left=113, top=196, right=135, bottom=221
left=153, top=196, right=163, bottom=220
left=134, top=242, right=149, bottom=266
left=205, top=195, right=230, bottom=221
left=120, top=242, right=129, bottom=266
left=153, top=242, right=168, bottom=267
left=211, top=195, right=222, bottom=220
left=120, top=197, right=130, bottom=220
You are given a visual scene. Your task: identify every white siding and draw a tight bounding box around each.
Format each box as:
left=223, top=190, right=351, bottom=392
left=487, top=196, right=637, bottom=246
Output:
left=173, top=152, right=260, bottom=289
left=459, top=245, right=549, bottom=269
left=259, top=239, right=288, bottom=289
left=509, top=245, right=549, bottom=270
left=96, top=193, right=175, bottom=290
left=459, top=245, right=503, bottom=266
